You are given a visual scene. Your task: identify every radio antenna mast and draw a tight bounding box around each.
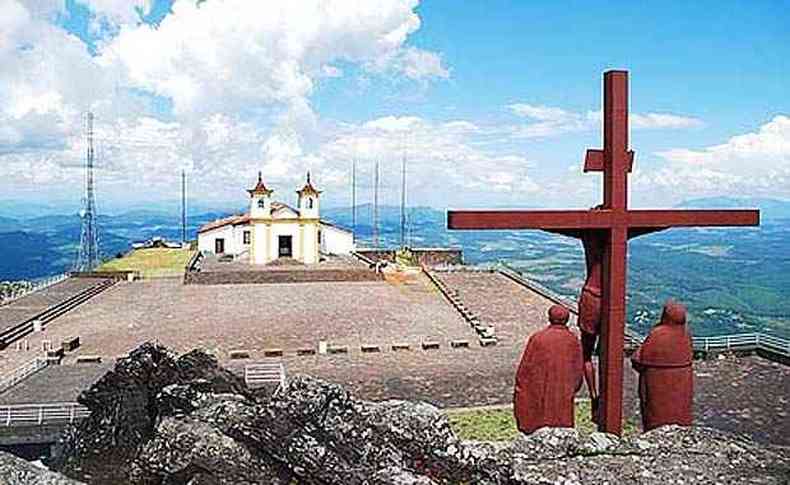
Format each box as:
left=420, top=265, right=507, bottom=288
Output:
left=181, top=169, right=187, bottom=244
left=74, top=112, right=100, bottom=272
left=400, top=148, right=407, bottom=248
left=351, top=159, right=356, bottom=246
left=373, top=161, right=379, bottom=249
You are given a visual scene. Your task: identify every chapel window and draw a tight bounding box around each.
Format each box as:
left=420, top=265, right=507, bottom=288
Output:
left=243, top=231, right=251, bottom=244
left=258, top=199, right=265, bottom=209
left=308, top=198, right=314, bottom=209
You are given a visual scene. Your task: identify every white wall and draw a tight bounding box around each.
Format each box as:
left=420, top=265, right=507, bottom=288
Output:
left=253, top=223, right=268, bottom=264
left=198, top=224, right=252, bottom=256
left=201, top=219, right=345, bottom=263
left=320, top=224, right=354, bottom=255
left=199, top=225, right=237, bottom=255
left=302, top=223, right=319, bottom=264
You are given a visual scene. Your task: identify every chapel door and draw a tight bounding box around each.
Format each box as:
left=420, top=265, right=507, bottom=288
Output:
left=278, top=235, right=293, bottom=258
left=215, top=238, right=225, bottom=254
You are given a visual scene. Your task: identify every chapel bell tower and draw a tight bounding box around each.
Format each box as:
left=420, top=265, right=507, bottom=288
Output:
left=248, top=171, right=273, bottom=219
left=297, top=171, right=321, bottom=220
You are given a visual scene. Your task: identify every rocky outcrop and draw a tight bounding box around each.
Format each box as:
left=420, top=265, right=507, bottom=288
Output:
left=0, top=452, right=84, bottom=485
left=45, top=343, right=789, bottom=485
left=499, top=426, right=790, bottom=484
left=51, top=343, right=250, bottom=484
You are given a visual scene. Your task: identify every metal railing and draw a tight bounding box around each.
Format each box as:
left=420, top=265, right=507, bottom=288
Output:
left=0, top=278, right=117, bottom=349
left=244, top=362, right=286, bottom=391
left=351, top=251, right=376, bottom=267
left=498, top=262, right=790, bottom=359
left=496, top=262, right=644, bottom=348
left=497, top=262, right=579, bottom=312
left=0, top=402, right=90, bottom=427
left=184, top=250, right=202, bottom=273
left=0, top=274, right=69, bottom=306
left=693, top=333, right=790, bottom=358
left=0, top=358, right=50, bottom=394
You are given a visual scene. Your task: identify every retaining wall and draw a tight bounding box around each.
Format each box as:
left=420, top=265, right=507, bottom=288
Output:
left=356, top=248, right=463, bottom=266
left=185, top=269, right=384, bottom=285
left=70, top=271, right=137, bottom=280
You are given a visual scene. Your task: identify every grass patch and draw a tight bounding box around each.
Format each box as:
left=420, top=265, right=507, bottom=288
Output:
left=445, top=401, right=639, bottom=441
left=98, top=248, right=195, bottom=279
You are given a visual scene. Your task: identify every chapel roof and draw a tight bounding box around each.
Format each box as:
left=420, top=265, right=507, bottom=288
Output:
left=296, top=171, right=321, bottom=196
left=247, top=172, right=273, bottom=196
left=271, top=201, right=299, bottom=214
left=197, top=214, right=251, bottom=234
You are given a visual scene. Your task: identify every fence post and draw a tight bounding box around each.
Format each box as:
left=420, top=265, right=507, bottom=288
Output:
left=38, top=406, right=43, bottom=425
left=4, top=407, right=9, bottom=426
left=70, top=405, right=75, bottom=423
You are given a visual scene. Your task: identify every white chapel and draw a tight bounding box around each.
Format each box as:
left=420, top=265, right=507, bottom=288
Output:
left=197, top=172, right=354, bottom=264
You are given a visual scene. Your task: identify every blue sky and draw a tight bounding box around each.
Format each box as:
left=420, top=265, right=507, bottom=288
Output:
left=1, top=0, right=788, bottom=212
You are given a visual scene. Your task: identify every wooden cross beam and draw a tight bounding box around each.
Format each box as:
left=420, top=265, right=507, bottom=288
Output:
left=447, top=70, right=759, bottom=435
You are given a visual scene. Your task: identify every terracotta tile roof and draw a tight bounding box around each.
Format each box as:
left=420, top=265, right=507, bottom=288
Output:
left=271, top=201, right=299, bottom=214
left=296, top=171, right=321, bottom=196
left=197, top=214, right=251, bottom=234
left=319, top=220, right=353, bottom=234
left=247, top=172, right=273, bottom=195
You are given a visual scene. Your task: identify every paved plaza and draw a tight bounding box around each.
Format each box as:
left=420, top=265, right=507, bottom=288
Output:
left=0, top=270, right=788, bottom=445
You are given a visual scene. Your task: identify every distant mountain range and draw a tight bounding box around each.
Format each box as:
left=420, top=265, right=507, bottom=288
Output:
left=0, top=196, right=787, bottom=339
left=676, top=197, right=790, bottom=220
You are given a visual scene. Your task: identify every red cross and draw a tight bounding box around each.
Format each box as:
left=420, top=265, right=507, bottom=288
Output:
left=447, top=70, right=760, bottom=435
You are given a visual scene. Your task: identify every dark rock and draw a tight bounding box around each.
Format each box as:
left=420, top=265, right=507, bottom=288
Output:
left=500, top=425, right=790, bottom=484
left=51, top=343, right=251, bottom=484
left=48, top=343, right=790, bottom=485
left=132, top=418, right=280, bottom=485
left=0, top=451, right=84, bottom=485
left=370, top=467, right=439, bottom=484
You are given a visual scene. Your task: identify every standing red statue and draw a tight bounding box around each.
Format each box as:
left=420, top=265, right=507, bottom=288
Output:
left=631, top=301, right=694, bottom=431
left=578, top=229, right=606, bottom=423
left=448, top=70, right=759, bottom=434
left=514, top=305, right=583, bottom=434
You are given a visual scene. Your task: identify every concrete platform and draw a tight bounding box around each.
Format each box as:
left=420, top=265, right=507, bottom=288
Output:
left=187, top=254, right=382, bottom=284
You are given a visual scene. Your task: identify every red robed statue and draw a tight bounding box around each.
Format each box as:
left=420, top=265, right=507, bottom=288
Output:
left=514, top=305, right=583, bottom=434
left=631, top=301, right=694, bottom=431
left=449, top=70, right=759, bottom=434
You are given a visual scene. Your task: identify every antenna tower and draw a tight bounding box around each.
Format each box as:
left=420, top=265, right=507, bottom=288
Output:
left=400, top=149, right=407, bottom=248
left=351, top=160, right=356, bottom=245
left=373, top=161, right=379, bottom=248
left=181, top=169, right=187, bottom=244
left=74, top=112, right=100, bottom=272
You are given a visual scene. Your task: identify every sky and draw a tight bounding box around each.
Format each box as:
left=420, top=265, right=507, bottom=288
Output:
left=1, top=0, right=788, bottom=213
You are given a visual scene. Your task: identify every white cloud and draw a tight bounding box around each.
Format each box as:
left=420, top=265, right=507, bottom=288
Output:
left=647, top=115, right=790, bottom=199
left=384, top=46, right=450, bottom=80
left=0, top=0, right=450, bottom=203
left=631, top=112, right=704, bottom=129
left=317, top=116, right=540, bottom=206
left=98, top=0, right=447, bottom=117
left=0, top=1, right=113, bottom=159
left=507, top=103, right=703, bottom=138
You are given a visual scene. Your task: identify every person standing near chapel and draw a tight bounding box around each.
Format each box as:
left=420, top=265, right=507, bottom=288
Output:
left=631, top=300, right=694, bottom=431
left=514, top=305, right=583, bottom=434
